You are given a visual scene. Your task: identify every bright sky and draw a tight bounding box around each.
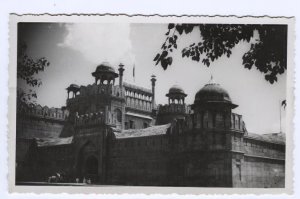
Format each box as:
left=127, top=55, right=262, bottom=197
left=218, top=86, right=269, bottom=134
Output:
left=18, top=23, right=287, bottom=134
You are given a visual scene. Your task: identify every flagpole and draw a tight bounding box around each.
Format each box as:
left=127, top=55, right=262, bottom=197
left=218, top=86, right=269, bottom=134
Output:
left=279, top=100, right=282, bottom=133
left=133, top=64, right=135, bottom=83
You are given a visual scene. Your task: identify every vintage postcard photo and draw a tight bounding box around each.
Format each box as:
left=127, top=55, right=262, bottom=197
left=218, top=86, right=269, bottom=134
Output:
left=8, top=15, right=294, bottom=194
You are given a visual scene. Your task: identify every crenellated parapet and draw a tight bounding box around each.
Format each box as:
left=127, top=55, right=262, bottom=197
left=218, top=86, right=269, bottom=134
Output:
left=80, top=84, right=124, bottom=97
left=158, top=104, right=190, bottom=115
left=75, top=111, right=106, bottom=127
left=155, top=104, right=191, bottom=125
left=192, top=111, right=246, bottom=132
left=67, top=84, right=125, bottom=104
left=20, top=104, right=69, bottom=121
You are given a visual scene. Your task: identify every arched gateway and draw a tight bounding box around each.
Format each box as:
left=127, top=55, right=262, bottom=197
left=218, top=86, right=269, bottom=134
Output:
left=84, top=156, right=99, bottom=180
left=77, top=142, right=100, bottom=183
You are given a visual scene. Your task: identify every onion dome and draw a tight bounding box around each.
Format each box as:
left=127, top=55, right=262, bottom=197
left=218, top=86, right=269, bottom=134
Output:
left=92, top=62, right=119, bottom=78
left=166, top=85, right=187, bottom=98
left=66, top=84, right=80, bottom=92
left=194, top=76, right=237, bottom=108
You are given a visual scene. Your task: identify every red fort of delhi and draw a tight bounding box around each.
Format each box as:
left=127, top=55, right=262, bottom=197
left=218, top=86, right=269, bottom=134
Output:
left=16, top=62, right=285, bottom=187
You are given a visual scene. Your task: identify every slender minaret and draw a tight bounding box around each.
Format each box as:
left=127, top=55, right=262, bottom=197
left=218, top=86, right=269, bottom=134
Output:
left=151, top=75, right=156, bottom=109
left=118, top=63, right=125, bottom=87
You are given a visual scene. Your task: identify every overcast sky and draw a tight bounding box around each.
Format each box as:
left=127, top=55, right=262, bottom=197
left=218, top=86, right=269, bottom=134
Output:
left=18, top=23, right=287, bottom=134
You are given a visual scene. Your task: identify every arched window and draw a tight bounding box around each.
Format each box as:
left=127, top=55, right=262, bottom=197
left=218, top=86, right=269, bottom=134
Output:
left=114, top=108, right=122, bottom=122
left=203, top=111, right=209, bottom=127
left=216, top=113, right=224, bottom=128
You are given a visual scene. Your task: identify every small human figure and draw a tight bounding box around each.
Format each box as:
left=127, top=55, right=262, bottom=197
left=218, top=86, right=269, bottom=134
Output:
left=75, top=178, right=79, bottom=183
left=83, top=177, right=86, bottom=184
left=87, top=178, right=91, bottom=184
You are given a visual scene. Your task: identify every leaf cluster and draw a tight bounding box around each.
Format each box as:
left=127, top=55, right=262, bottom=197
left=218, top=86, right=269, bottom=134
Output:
left=17, top=42, right=50, bottom=87
left=17, top=88, right=37, bottom=114
left=154, top=24, right=287, bottom=84
left=17, top=42, right=50, bottom=111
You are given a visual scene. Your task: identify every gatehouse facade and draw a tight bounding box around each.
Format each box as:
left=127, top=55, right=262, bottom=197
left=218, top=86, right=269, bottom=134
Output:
left=16, top=62, right=285, bottom=187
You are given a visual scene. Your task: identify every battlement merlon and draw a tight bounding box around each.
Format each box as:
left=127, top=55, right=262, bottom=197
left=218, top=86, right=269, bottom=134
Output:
left=74, top=103, right=119, bottom=127
left=157, top=104, right=191, bottom=115
left=74, top=111, right=107, bottom=127
left=18, top=104, right=69, bottom=121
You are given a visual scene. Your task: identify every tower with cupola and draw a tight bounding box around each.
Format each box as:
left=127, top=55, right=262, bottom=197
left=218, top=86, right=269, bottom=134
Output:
left=157, top=85, right=190, bottom=125
left=64, top=62, right=127, bottom=183
left=192, top=76, right=238, bottom=130
left=190, top=76, right=247, bottom=187
left=66, top=62, right=126, bottom=131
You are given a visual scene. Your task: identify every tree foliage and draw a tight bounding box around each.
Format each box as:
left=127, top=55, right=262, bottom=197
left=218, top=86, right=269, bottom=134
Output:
left=154, top=24, right=287, bottom=84
left=17, top=42, right=50, bottom=112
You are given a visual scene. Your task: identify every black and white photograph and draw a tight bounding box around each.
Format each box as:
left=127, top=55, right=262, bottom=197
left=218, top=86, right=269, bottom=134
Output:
left=8, top=15, right=294, bottom=193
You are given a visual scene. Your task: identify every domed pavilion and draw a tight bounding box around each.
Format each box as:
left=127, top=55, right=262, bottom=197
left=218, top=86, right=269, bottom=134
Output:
left=92, top=62, right=119, bottom=85
left=194, top=76, right=237, bottom=109
left=192, top=76, right=238, bottom=129
left=166, top=85, right=187, bottom=104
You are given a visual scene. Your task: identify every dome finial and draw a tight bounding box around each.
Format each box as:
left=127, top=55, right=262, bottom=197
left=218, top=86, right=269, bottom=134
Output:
left=194, top=77, right=237, bottom=108
left=208, top=74, right=216, bottom=85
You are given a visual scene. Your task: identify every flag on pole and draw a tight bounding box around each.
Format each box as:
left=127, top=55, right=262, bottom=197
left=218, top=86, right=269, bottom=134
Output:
left=280, top=99, right=286, bottom=134
left=133, top=64, right=135, bottom=82
left=281, top=100, right=287, bottom=109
